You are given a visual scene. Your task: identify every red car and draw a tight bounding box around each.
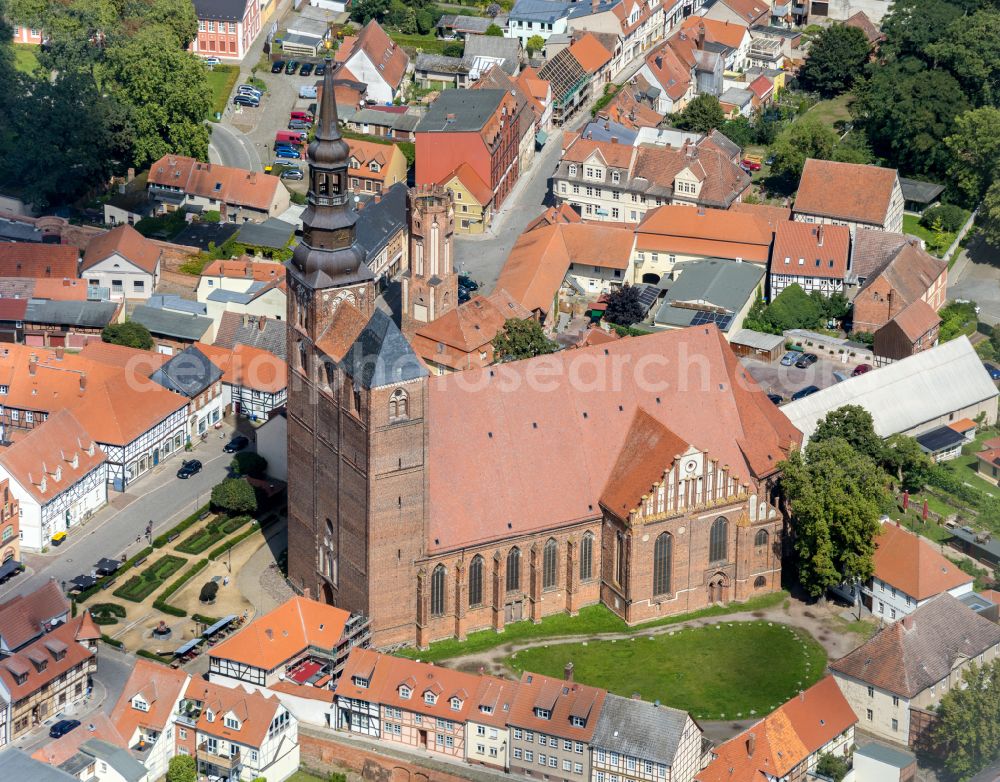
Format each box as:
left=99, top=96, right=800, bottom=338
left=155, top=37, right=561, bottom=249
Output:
left=741, top=158, right=762, bottom=171
left=851, top=364, right=872, bottom=376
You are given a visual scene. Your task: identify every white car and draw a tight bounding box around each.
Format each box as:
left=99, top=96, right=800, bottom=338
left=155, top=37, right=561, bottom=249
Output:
left=204, top=57, right=221, bottom=67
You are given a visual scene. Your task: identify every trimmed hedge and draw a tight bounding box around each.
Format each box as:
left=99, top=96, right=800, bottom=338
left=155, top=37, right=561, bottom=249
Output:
left=153, top=504, right=212, bottom=548
left=100, top=634, right=125, bottom=649
left=176, top=515, right=253, bottom=555
left=153, top=559, right=210, bottom=618
left=113, top=555, right=187, bottom=603
left=207, top=521, right=260, bottom=561
left=91, top=602, right=127, bottom=625
left=192, top=613, right=219, bottom=625
left=77, top=546, right=153, bottom=603
left=136, top=648, right=173, bottom=663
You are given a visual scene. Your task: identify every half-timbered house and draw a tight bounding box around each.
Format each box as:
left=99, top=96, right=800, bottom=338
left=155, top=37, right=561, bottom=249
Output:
left=195, top=342, right=288, bottom=421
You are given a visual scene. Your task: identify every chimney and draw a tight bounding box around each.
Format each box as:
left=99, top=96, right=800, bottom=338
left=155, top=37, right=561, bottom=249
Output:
left=257, top=315, right=267, bottom=331
left=902, top=614, right=914, bottom=630
left=610, top=136, right=618, bottom=144
left=564, top=662, right=574, bottom=682
left=79, top=373, right=87, bottom=392
left=655, top=55, right=663, bottom=69
left=817, top=224, right=824, bottom=247
left=55, top=347, right=64, bottom=361
left=28, top=355, right=37, bottom=376
left=746, top=732, right=756, bottom=756
left=248, top=172, right=257, bottom=184
left=697, top=24, right=706, bottom=48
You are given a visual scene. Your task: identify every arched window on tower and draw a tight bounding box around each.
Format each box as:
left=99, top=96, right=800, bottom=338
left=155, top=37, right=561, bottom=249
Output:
left=579, top=532, right=593, bottom=580
left=616, top=531, right=626, bottom=587
left=710, top=517, right=729, bottom=563
left=543, top=538, right=557, bottom=590
left=430, top=565, right=446, bottom=617
left=755, top=529, right=769, bottom=548
left=653, top=532, right=672, bottom=596
left=317, top=172, right=330, bottom=197
left=468, top=555, right=483, bottom=607
left=389, top=389, right=408, bottom=421
left=506, top=548, right=520, bottom=592
left=297, top=341, right=308, bottom=372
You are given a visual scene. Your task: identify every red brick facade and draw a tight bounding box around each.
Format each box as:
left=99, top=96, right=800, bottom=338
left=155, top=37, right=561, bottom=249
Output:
left=190, top=0, right=261, bottom=61
left=401, top=186, right=458, bottom=338
left=299, top=729, right=472, bottom=782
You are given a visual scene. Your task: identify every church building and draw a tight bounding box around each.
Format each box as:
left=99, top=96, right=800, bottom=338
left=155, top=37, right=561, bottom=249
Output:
left=286, top=60, right=802, bottom=648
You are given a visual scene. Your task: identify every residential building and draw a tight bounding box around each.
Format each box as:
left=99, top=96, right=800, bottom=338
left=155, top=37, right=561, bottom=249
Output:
left=150, top=346, right=226, bottom=439
left=346, top=140, right=408, bottom=196
left=0, top=579, right=71, bottom=652
left=12, top=25, right=43, bottom=44
left=20, top=300, right=121, bottom=349
left=852, top=243, right=947, bottom=334
left=844, top=10, right=885, bottom=47
left=340, top=21, right=410, bottom=103
left=415, top=89, right=520, bottom=211
left=633, top=205, right=773, bottom=284
left=637, top=29, right=723, bottom=115
left=678, top=16, right=753, bottom=71
left=214, top=311, right=288, bottom=361
left=436, top=14, right=510, bottom=38
left=474, top=64, right=539, bottom=181
left=652, top=258, right=765, bottom=335
left=915, top=424, right=968, bottom=463
left=439, top=163, right=494, bottom=234
left=128, top=305, right=215, bottom=351
left=410, top=289, right=533, bottom=374
left=0, top=749, right=105, bottom=782
left=977, top=437, right=1000, bottom=486
left=464, top=33, right=523, bottom=76
left=0, top=243, right=79, bottom=279
left=0, top=410, right=107, bottom=551
left=355, top=182, right=409, bottom=284
left=590, top=693, right=703, bottom=782
left=197, top=257, right=286, bottom=326
left=191, top=0, right=261, bottom=60
left=554, top=136, right=750, bottom=225
left=32, top=713, right=128, bottom=768
left=344, top=108, right=421, bottom=142
left=781, top=336, right=999, bottom=443
left=697, top=676, right=856, bottom=782
left=793, top=159, right=904, bottom=233
left=537, top=44, right=596, bottom=127
left=147, top=156, right=290, bottom=223
left=0, top=475, right=19, bottom=579
left=833, top=521, right=974, bottom=619
left=873, top=299, right=941, bottom=365
left=830, top=594, right=1000, bottom=746
left=718, top=87, right=753, bottom=118
left=769, top=222, right=850, bottom=299
left=195, top=342, right=288, bottom=420
left=467, top=676, right=520, bottom=771
left=81, top=225, right=161, bottom=301
left=285, top=54, right=799, bottom=648
left=507, top=0, right=573, bottom=46
left=0, top=588, right=100, bottom=742
left=517, top=67, right=554, bottom=131
left=508, top=671, right=604, bottom=779
left=704, top=0, right=769, bottom=26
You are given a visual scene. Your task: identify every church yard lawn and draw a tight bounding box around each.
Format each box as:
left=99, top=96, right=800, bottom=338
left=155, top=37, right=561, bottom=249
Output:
left=112, top=555, right=187, bottom=603
left=399, top=591, right=788, bottom=664
left=175, top=514, right=254, bottom=555
left=206, top=64, right=240, bottom=121
left=506, top=620, right=827, bottom=720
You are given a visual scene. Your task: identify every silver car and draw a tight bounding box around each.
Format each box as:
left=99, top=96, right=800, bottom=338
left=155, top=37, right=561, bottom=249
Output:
left=779, top=352, right=799, bottom=366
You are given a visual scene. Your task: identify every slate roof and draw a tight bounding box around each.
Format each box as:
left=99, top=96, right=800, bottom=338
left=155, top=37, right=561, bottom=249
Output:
left=193, top=0, right=247, bottom=22
left=916, top=425, right=967, bottom=455
left=416, top=89, right=509, bottom=133
left=899, top=177, right=945, bottom=205
left=72, top=740, right=148, bottom=782
left=654, top=259, right=764, bottom=330
left=355, top=182, right=407, bottom=262
left=0, top=751, right=81, bottom=782
left=23, top=299, right=118, bottom=329
left=130, top=305, right=214, bottom=342
left=342, top=309, right=427, bottom=389
left=830, top=594, right=1000, bottom=698
left=415, top=54, right=469, bottom=75
left=150, top=346, right=223, bottom=397
left=172, top=221, right=240, bottom=252
left=214, top=311, right=288, bottom=359
left=348, top=108, right=422, bottom=132
left=236, top=217, right=295, bottom=250
left=580, top=119, right=639, bottom=145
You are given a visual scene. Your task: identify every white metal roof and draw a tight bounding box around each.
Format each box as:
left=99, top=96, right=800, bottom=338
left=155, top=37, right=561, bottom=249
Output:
left=781, top=336, right=998, bottom=441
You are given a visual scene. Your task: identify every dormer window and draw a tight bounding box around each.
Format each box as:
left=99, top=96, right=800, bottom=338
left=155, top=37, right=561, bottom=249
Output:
left=369, top=161, right=380, bottom=172
left=399, top=686, right=412, bottom=699
left=568, top=164, right=577, bottom=176
left=479, top=704, right=494, bottom=714
left=571, top=716, right=586, bottom=728
left=205, top=709, right=215, bottom=722
left=424, top=691, right=438, bottom=705
left=353, top=676, right=369, bottom=688
left=224, top=715, right=240, bottom=730
left=132, top=697, right=148, bottom=712
left=534, top=708, right=551, bottom=719
left=611, top=171, right=620, bottom=184
left=450, top=697, right=462, bottom=711
left=13, top=672, right=27, bottom=685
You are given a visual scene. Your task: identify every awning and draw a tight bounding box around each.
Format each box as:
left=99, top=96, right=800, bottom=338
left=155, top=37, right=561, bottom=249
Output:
left=70, top=574, right=97, bottom=590
left=202, top=615, right=237, bottom=637
left=0, top=559, right=22, bottom=580
left=95, top=558, right=120, bottom=576
left=535, top=131, right=548, bottom=146
left=174, top=638, right=204, bottom=656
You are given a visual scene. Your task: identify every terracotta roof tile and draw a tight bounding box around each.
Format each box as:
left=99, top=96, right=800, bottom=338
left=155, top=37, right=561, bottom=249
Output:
left=0, top=580, right=69, bottom=651
left=0, top=298, right=28, bottom=320
left=82, top=225, right=161, bottom=274
left=348, top=139, right=404, bottom=185
left=30, top=278, right=91, bottom=301
left=186, top=678, right=282, bottom=747
left=77, top=341, right=169, bottom=372
left=201, top=257, right=286, bottom=289
left=315, top=300, right=369, bottom=361
left=148, top=156, right=283, bottom=212
left=948, top=418, right=976, bottom=434
left=643, top=42, right=692, bottom=101
left=525, top=204, right=582, bottom=231
left=862, top=242, right=946, bottom=307
left=350, top=20, right=410, bottom=90
left=636, top=205, right=773, bottom=262
left=195, top=342, right=287, bottom=394
left=508, top=671, right=606, bottom=740
left=0, top=243, right=79, bottom=279
left=771, top=222, right=850, bottom=280
left=111, top=659, right=189, bottom=741
left=872, top=522, right=971, bottom=600
left=886, top=299, right=940, bottom=342
left=794, top=159, right=899, bottom=225
left=845, top=10, right=884, bottom=44
left=680, top=16, right=749, bottom=50
left=717, top=0, right=768, bottom=24
left=569, top=33, right=613, bottom=74
left=849, top=228, right=912, bottom=282
left=442, top=162, right=493, bottom=206
left=0, top=614, right=96, bottom=702
left=729, top=201, right=791, bottom=229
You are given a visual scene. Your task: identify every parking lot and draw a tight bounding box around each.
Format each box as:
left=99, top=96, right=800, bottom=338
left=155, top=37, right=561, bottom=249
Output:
left=742, top=351, right=861, bottom=403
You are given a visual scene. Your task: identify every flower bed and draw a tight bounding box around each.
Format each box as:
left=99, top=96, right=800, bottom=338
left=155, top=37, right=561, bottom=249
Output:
left=113, top=555, right=187, bottom=603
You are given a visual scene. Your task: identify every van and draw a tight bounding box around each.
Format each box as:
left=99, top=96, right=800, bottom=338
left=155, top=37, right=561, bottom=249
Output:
left=275, top=130, right=307, bottom=145
left=290, top=110, right=314, bottom=122
left=299, top=85, right=318, bottom=100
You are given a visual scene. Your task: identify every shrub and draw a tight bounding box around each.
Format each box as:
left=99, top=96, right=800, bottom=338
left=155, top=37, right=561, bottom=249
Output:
left=176, top=516, right=252, bottom=555
left=91, top=602, right=127, bottom=625
left=102, top=321, right=153, bottom=350
left=200, top=581, right=219, bottom=603
left=100, top=634, right=125, bottom=648
left=154, top=559, right=210, bottom=617
left=208, top=522, right=261, bottom=561
left=153, top=504, right=211, bottom=548
left=77, top=546, right=153, bottom=602
left=113, top=555, right=187, bottom=603
left=167, top=752, right=197, bottom=782
left=921, top=203, right=966, bottom=233
left=230, top=452, right=267, bottom=477
left=211, top=478, right=257, bottom=514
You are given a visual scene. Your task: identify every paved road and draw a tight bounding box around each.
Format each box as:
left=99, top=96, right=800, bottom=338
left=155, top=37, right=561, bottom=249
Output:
left=0, top=430, right=239, bottom=604
left=948, top=235, right=1000, bottom=326
left=209, top=122, right=262, bottom=171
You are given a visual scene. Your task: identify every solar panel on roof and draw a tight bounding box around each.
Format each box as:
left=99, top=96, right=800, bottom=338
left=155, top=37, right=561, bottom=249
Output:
left=636, top=286, right=659, bottom=311
left=689, top=310, right=733, bottom=330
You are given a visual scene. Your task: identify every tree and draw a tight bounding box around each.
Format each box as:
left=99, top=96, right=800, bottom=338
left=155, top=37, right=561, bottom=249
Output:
left=604, top=284, right=646, bottom=327
left=491, top=319, right=557, bottom=361
left=928, top=10, right=1000, bottom=107
left=166, top=755, right=196, bottom=782
left=921, top=203, right=967, bottom=233
left=880, top=0, right=964, bottom=61
left=882, top=434, right=934, bottom=491
left=815, top=753, right=849, bottom=782
left=526, top=34, right=545, bottom=56
left=765, top=284, right=824, bottom=331
left=797, top=24, right=870, bottom=97
left=675, top=94, right=725, bottom=133
left=769, top=116, right=839, bottom=179
left=230, top=452, right=268, bottom=478
left=930, top=659, right=1000, bottom=780
left=485, top=23, right=504, bottom=36
left=102, top=321, right=154, bottom=350
left=780, top=437, right=887, bottom=598
left=211, top=478, right=258, bottom=515
left=945, top=107, right=1000, bottom=205
left=981, top=178, right=1000, bottom=247
left=442, top=41, right=464, bottom=57
left=810, top=405, right=884, bottom=462
left=831, top=132, right=874, bottom=165
left=720, top=116, right=753, bottom=149
left=199, top=581, right=219, bottom=603
left=124, top=0, right=198, bottom=48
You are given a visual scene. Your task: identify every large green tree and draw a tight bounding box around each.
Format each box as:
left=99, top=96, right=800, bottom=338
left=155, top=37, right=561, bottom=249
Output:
left=798, top=24, right=870, bottom=97
left=491, top=319, right=557, bottom=361
left=166, top=755, right=196, bottom=782
left=928, top=10, right=1000, bottom=107
left=879, top=0, right=964, bottom=60
left=810, top=405, right=884, bottom=461
left=980, top=178, right=1000, bottom=247
left=676, top=94, right=725, bottom=133
left=769, top=116, right=839, bottom=179
left=780, top=438, right=887, bottom=598
left=881, top=434, right=934, bottom=492
left=945, top=107, right=1000, bottom=205
left=930, top=659, right=1000, bottom=780
left=102, top=321, right=154, bottom=350
left=211, top=478, right=258, bottom=515
left=123, top=0, right=198, bottom=48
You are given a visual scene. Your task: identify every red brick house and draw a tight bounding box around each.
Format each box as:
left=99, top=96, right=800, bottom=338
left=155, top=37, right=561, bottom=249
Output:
left=873, top=298, right=941, bottom=365
left=190, top=0, right=261, bottom=61
left=852, top=243, right=948, bottom=334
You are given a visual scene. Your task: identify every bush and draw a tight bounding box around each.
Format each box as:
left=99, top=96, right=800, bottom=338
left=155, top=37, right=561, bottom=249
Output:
left=200, top=581, right=219, bottom=603
left=921, top=203, right=966, bottom=233
left=77, top=546, right=153, bottom=602
left=815, top=753, right=848, bottom=782
left=113, top=555, right=187, bottom=603
left=230, top=452, right=267, bottom=477
left=102, top=321, right=153, bottom=350
left=849, top=331, right=875, bottom=346
left=176, top=516, right=252, bottom=555
left=208, top=522, right=261, bottom=561
left=211, top=478, right=258, bottom=514
left=153, top=559, right=210, bottom=617
left=100, top=634, right=125, bottom=648
left=153, top=504, right=211, bottom=548
left=90, top=602, right=127, bottom=625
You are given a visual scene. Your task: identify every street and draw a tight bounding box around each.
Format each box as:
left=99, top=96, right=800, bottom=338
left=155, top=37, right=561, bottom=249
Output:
left=0, top=431, right=237, bottom=603
left=208, top=121, right=262, bottom=172
left=948, top=234, right=1000, bottom=326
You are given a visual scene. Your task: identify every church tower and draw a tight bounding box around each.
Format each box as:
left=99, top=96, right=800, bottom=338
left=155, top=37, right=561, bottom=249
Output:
left=401, top=185, right=458, bottom=338
left=286, top=57, right=429, bottom=645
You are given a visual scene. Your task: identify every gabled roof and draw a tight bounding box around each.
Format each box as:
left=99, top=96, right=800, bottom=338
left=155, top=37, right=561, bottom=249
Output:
left=794, top=159, right=899, bottom=225
left=0, top=614, right=97, bottom=701
left=715, top=0, right=768, bottom=24
left=872, top=522, right=972, bottom=600
left=679, top=16, right=749, bottom=50
left=0, top=243, right=79, bottom=279
left=201, top=257, right=286, bottom=289
left=569, top=33, right=613, bottom=74
left=208, top=595, right=352, bottom=669
left=111, top=659, right=189, bottom=740
left=771, top=222, right=850, bottom=280
left=636, top=205, right=772, bottom=262
left=0, top=580, right=69, bottom=652
left=590, top=693, right=692, bottom=765
left=442, top=162, right=493, bottom=206
left=884, top=298, right=940, bottom=342
left=187, top=678, right=283, bottom=747
left=130, top=304, right=214, bottom=342
left=23, top=299, right=119, bottom=329
left=150, top=346, right=223, bottom=397
left=509, top=671, right=606, bottom=740
left=148, top=156, right=283, bottom=212
left=33, top=714, right=127, bottom=767
left=860, top=242, right=947, bottom=307
left=844, top=10, right=884, bottom=44
left=194, top=342, right=286, bottom=394
left=348, top=139, right=403, bottom=184
left=342, top=308, right=427, bottom=389
left=348, top=20, right=411, bottom=90
left=354, top=182, right=408, bottom=263
left=214, top=311, right=288, bottom=360
left=831, top=594, right=1000, bottom=698
left=643, top=41, right=693, bottom=101
left=849, top=228, right=912, bottom=283
left=654, top=259, right=765, bottom=330
left=82, top=225, right=161, bottom=274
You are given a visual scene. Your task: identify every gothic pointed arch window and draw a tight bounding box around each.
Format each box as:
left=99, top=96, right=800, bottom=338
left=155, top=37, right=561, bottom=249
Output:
left=754, top=529, right=769, bottom=548
left=297, top=341, right=308, bottom=372
left=616, top=531, right=626, bottom=587
left=506, top=547, right=520, bottom=592
left=653, top=532, right=672, bottom=596
left=543, top=538, right=558, bottom=590
left=389, top=388, right=409, bottom=421
left=468, top=555, right=483, bottom=607
left=324, top=361, right=336, bottom=388
left=579, top=532, right=594, bottom=581
left=710, top=517, right=728, bottom=563
left=430, top=565, right=446, bottom=617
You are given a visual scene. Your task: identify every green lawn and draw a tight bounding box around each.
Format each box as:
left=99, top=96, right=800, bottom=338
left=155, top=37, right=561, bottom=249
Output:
left=176, top=515, right=253, bottom=555
left=113, top=555, right=187, bottom=603
left=801, top=94, right=853, bottom=129
left=206, top=64, right=240, bottom=121
left=952, top=432, right=1000, bottom=499
left=507, top=621, right=827, bottom=720
left=13, top=44, right=40, bottom=74
left=386, top=32, right=454, bottom=55
left=286, top=771, right=332, bottom=782
left=903, top=213, right=963, bottom=259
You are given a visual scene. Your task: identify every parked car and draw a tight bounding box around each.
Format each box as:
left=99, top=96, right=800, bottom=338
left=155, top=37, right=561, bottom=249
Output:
left=204, top=57, right=221, bottom=67
left=852, top=363, right=872, bottom=377
left=273, top=160, right=302, bottom=169
left=300, top=62, right=314, bottom=76
left=315, top=62, right=326, bottom=76
left=779, top=352, right=799, bottom=367
left=275, top=147, right=301, bottom=159
left=985, top=362, right=1000, bottom=380
left=177, top=460, right=202, bottom=479
left=285, top=60, right=300, bottom=74
left=224, top=435, right=250, bottom=453
left=458, top=274, right=480, bottom=291
left=237, top=85, right=262, bottom=98
left=458, top=288, right=471, bottom=304
left=0, top=560, right=23, bottom=583
left=271, top=60, right=286, bottom=74
left=794, top=352, right=819, bottom=368
left=290, top=110, right=313, bottom=123
left=741, top=158, right=762, bottom=171
left=280, top=168, right=304, bottom=180
left=288, top=119, right=312, bottom=130
left=299, top=85, right=318, bottom=99
left=791, top=385, right=820, bottom=401
left=767, top=393, right=783, bottom=405
left=233, top=95, right=259, bottom=108
left=50, top=720, right=81, bottom=739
